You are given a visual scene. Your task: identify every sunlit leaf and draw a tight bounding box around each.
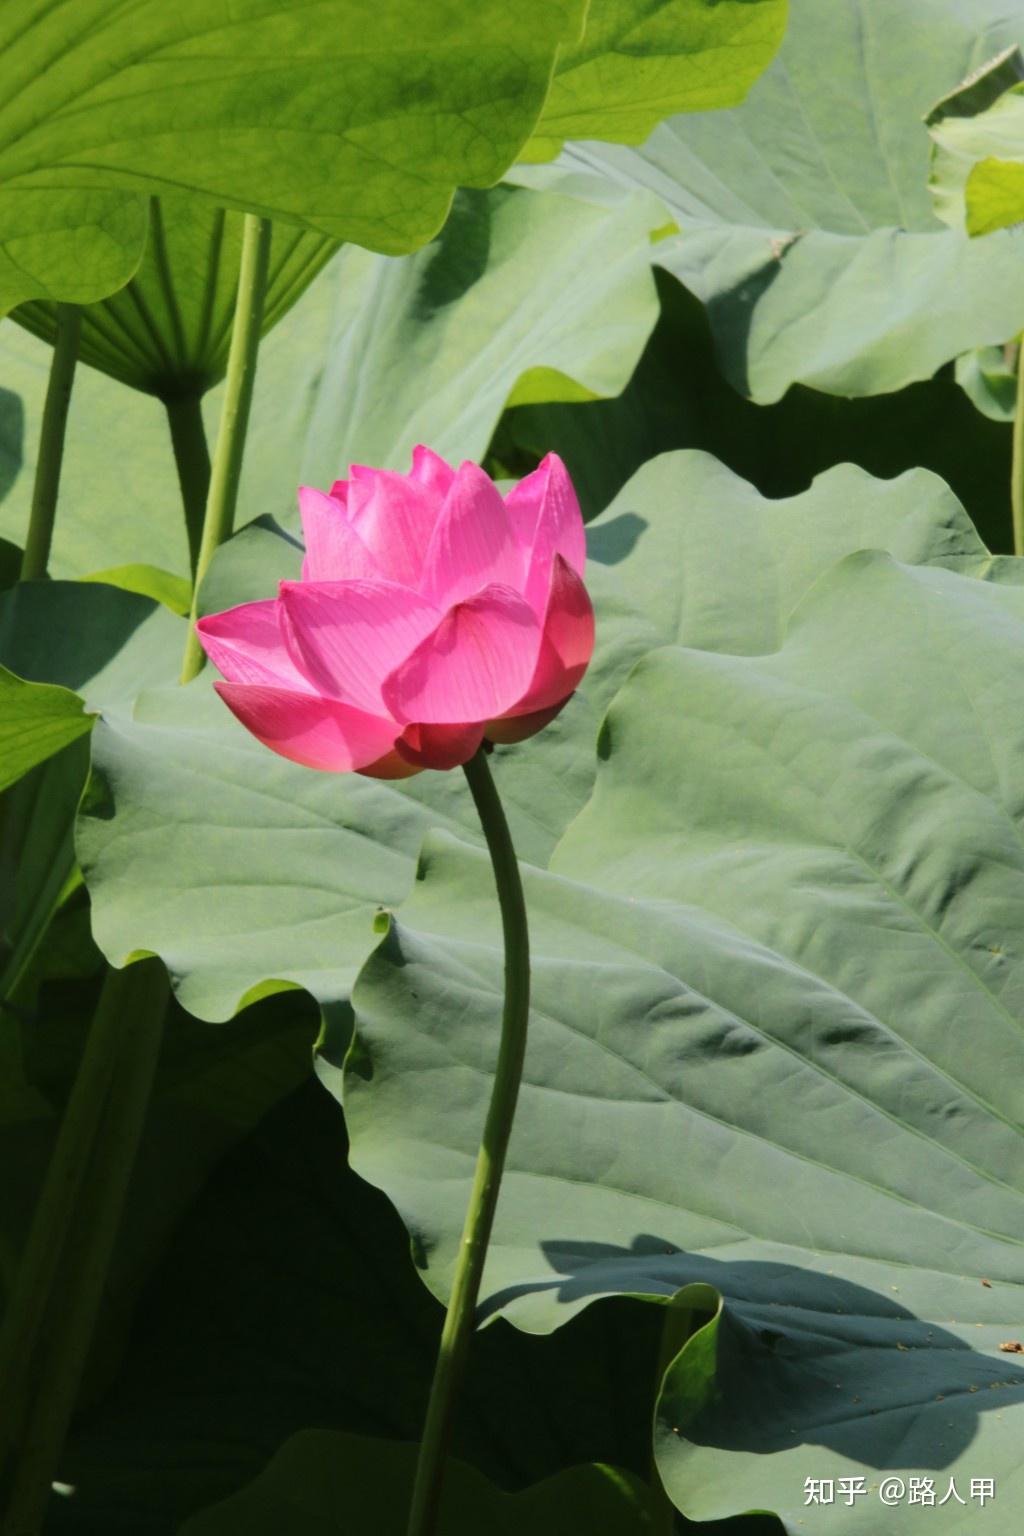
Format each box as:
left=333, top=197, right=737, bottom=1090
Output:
left=0, top=0, right=587, bottom=310
left=525, top=0, right=787, bottom=158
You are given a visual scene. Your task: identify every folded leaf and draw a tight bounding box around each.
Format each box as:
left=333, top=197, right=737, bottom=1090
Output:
left=0, top=665, right=92, bottom=793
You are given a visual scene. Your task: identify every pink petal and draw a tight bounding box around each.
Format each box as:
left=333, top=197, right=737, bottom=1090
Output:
left=484, top=558, right=594, bottom=744
left=381, top=584, right=541, bottom=725
left=395, top=721, right=485, bottom=770
left=418, top=461, right=524, bottom=608
left=485, top=700, right=569, bottom=746
left=358, top=746, right=425, bottom=781
left=511, top=554, right=594, bottom=714
left=505, top=454, right=586, bottom=615
left=196, top=601, right=313, bottom=691
left=214, top=682, right=398, bottom=772
left=346, top=469, right=443, bottom=587
left=409, top=444, right=456, bottom=497
left=298, top=486, right=383, bottom=583
left=278, top=579, right=440, bottom=715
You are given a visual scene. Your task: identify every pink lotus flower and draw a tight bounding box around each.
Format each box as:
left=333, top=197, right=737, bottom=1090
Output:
left=196, top=447, right=594, bottom=777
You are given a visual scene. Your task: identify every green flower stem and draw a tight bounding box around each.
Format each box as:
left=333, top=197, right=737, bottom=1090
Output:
left=0, top=959, right=169, bottom=1536
left=164, top=393, right=212, bottom=580
left=405, top=746, right=531, bottom=1536
left=1013, top=336, right=1024, bottom=558
left=19, top=305, right=81, bottom=581
left=181, top=213, right=272, bottom=683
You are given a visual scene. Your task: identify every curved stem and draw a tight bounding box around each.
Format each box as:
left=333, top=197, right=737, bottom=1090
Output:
left=1013, top=337, right=1024, bottom=558
left=164, top=394, right=212, bottom=579
left=181, top=214, right=272, bottom=683
left=405, top=747, right=531, bottom=1536
left=19, top=305, right=81, bottom=581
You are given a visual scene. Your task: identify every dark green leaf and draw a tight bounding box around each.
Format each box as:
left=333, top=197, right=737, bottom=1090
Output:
left=179, top=1433, right=652, bottom=1536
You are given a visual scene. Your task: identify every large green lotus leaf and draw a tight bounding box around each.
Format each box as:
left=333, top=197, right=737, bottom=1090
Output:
left=0, top=0, right=589, bottom=313
left=13, top=199, right=338, bottom=398
left=180, top=1433, right=651, bottom=1536
left=341, top=549, right=1024, bottom=1531
left=0, top=182, right=658, bottom=579
left=79, top=450, right=1018, bottom=1027
left=525, top=0, right=787, bottom=159
left=556, top=0, right=1024, bottom=400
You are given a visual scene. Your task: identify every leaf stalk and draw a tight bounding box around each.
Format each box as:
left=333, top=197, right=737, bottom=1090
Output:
left=165, top=393, right=212, bottom=579
left=19, top=305, right=81, bottom=581
left=181, top=214, right=272, bottom=683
